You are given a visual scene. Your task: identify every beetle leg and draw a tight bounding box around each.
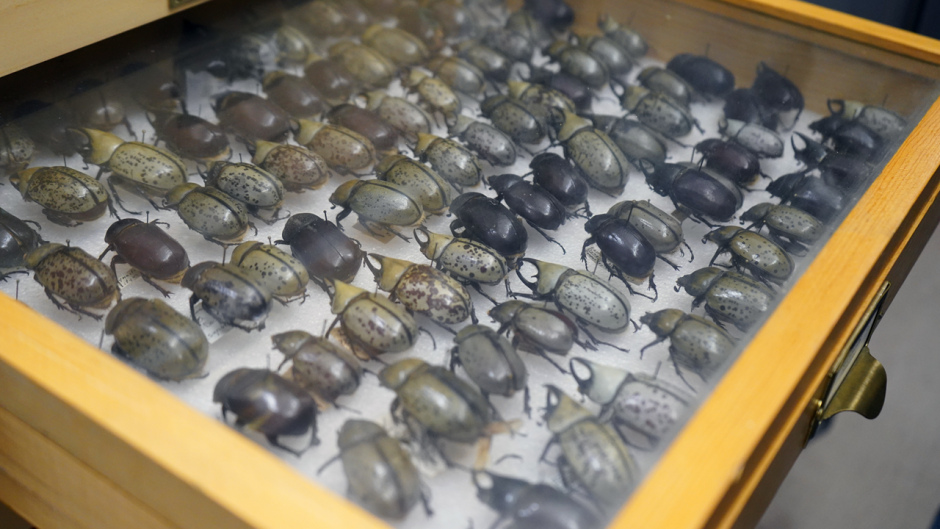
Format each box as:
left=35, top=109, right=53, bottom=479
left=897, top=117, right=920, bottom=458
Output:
left=67, top=301, right=105, bottom=321
left=647, top=273, right=659, bottom=302
left=656, top=254, right=680, bottom=270
left=334, top=207, right=352, bottom=230
left=668, top=350, right=697, bottom=392
left=42, top=288, right=80, bottom=318
left=469, top=282, right=500, bottom=305
left=522, top=386, right=531, bottom=418
left=419, top=484, right=434, bottom=517
left=530, top=349, right=569, bottom=374
left=579, top=325, right=629, bottom=354
left=316, top=453, right=342, bottom=475
left=189, top=294, right=200, bottom=322
left=579, top=237, right=596, bottom=269
left=528, top=223, right=566, bottom=254
left=42, top=209, right=81, bottom=228
left=639, top=336, right=667, bottom=359
left=265, top=434, right=307, bottom=458
left=140, top=274, right=173, bottom=298
left=428, top=319, right=457, bottom=336
left=418, top=326, right=440, bottom=347
left=448, top=347, right=461, bottom=371
left=538, top=435, right=559, bottom=464
left=681, top=240, right=695, bottom=262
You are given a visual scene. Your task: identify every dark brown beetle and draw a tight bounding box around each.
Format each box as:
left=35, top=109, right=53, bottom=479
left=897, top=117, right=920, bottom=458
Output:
left=694, top=138, right=763, bottom=187
left=304, top=54, right=358, bottom=106
left=262, top=72, right=327, bottom=119
left=69, top=79, right=133, bottom=136
left=13, top=100, right=77, bottom=156
left=0, top=207, right=44, bottom=278
left=148, top=111, right=232, bottom=163
left=214, top=92, right=291, bottom=143
left=333, top=0, right=374, bottom=33
left=327, top=104, right=400, bottom=151
left=214, top=368, right=319, bottom=456
left=295, top=0, right=352, bottom=37
left=120, top=62, right=186, bottom=113
left=99, top=218, right=190, bottom=296
left=277, top=213, right=364, bottom=287
left=396, top=2, right=445, bottom=51
left=252, top=141, right=331, bottom=192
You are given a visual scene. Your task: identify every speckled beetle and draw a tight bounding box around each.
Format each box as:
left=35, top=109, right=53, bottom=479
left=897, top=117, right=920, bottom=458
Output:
left=490, top=300, right=579, bottom=372
left=326, top=279, right=419, bottom=359
left=364, top=92, right=434, bottom=143
left=304, top=54, right=357, bottom=106
left=828, top=99, right=906, bottom=139
left=329, top=41, right=397, bottom=89
left=546, top=40, right=609, bottom=90
left=666, top=54, right=735, bottom=99
left=484, top=28, right=534, bottom=63
left=182, top=261, right=272, bottom=331
left=508, top=80, right=577, bottom=118
left=163, top=183, right=252, bottom=246
left=11, top=166, right=115, bottom=227
left=528, top=67, right=592, bottom=112
left=203, top=162, right=287, bottom=222
left=272, top=330, right=362, bottom=407
left=556, top=110, right=630, bottom=196
left=229, top=241, right=309, bottom=301
left=26, top=243, right=120, bottom=319
left=252, top=140, right=330, bottom=193
left=106, top=298, right=208, bottom=381
left=450, top=192, right=528, bottom=259
left=640, top=161, right=743, bottom=225
left=450, top=116, right=517, bottom=167
left=489, top=173, right=569, bottom=251
left=327, top=104, right=400, bottom=152
left=100, top=218, right=189, bottom=296
left=528, top=152, right=590, bottom=213
left=414, top=228, right=509, bottom=303
left=791, top=133, right=872, bottom=192
left=475, top=471, right=602, bottom=529
left=641, top=309, right=735, bottom=380
left=13, top=100, right=77, bottom=156
left=374, top=154, right=452, bottom=215
left=542, top=386, right=638, bottom=513
left=366, top=253, right=475, bottom=325
left=676, top=266, right=775, bottom=331
left=598, top=14, right=648, bottom=58
left=751, top=62, right=803, bottom=130
left=766, top=171, right=845, bottom=223
left=582, top=214, right=667, bottom=299
left=481, top=95, right=549, bottom=145
left=607, top=200, right=689, bottom=258
left=0, top=124, right=34, bottom=176
left=694, top=138, right=763, bottom=187
left=570, top=358, right=692, bottom=449
left=68, top=79, right=132, bottom=134
left=331, top=420, right=427, bottom=519
left=451, top=325, right=527, bottom=407
left=405, top=70, right=462, bottom=125
left=636, top=66, right=696, bottom=107
left=277, top=213, right=364, bottom=287
left=742, top=202, right=822, bottom=256
left=457, top=41, right=513, bottom=83
left=147, top=111, right=231, bottom=163
left=705, top=226, right=794, bottom=285
left=719, top=118, right=784, bottom=158
left=293, top=118, right=377, bottom=175
left=262, top=71, right=327, bottom=119
left=590, top=114, right=668, bottom=168
left=621, top=86, right=700, bottom=138
left=415, top=133, right=484, bottom=188
left=0, top=208, right=43, bottom=278
left=361, top=25, right=429, bottom=67
left=428, top=56, right=487, bottom=95
left=214, top=92, right=292, bottom=143
left=214, top=368, right=318, bottom=455
left=330, top=179, right=425, bottom=241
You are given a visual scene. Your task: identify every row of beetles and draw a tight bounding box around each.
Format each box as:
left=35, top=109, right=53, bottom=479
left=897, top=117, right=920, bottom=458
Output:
left=0, top=0, right=908, bottom=525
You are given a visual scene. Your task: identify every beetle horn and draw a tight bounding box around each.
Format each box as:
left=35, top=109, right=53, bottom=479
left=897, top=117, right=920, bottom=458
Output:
left=514, top=258, right=540, bottom=291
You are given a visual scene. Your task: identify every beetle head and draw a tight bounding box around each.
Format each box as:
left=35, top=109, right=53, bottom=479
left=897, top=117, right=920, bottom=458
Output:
left=337, top=419, right=387, bottom=449
left=291, top=118, right=327, bottom=146
left=791, top=132, right=829, bottom=167
left=378, top=358, right=427, bottom=389
left=413, top=227, right=449, bottom=260
left=365, top=253, right=414, bottom=292
left=583, top=213, right=613, bottom=234
left=473, top=470, right=529, bottom=513
left=67, top=127, right=123, bottom=165
left=329, top=180, right=366, bottom=207
left=280, top=213, right=325, bottom=243
left=543, top=385, right=592, bottom=433
left=448, top=191, right=485, bottom=214
left=24, top=243, right=65, bottom=270
left=488, top=300, right=526, bottom=324
left=487, top=173, right=524, bottom=194
left=640, top=309, right=686, bottom=338
left=554, top=110, right=591, bottom=141
left=163, top=183, right=201, bottom=208
left=570, top=357, right=628, bottom=405
left=516, top=258, right=567, bottom=296
left=104, top=218, right=145, bottom=245
left=325, top=278, right=368, bottom=313
left=180, top=261, right=220, bottom=289
left=676, top=267, right=724, bottom=298
left=740, top=202, right=773, bottom=224
left=704, top=226, right=743, bottom=246
left=765, top=171, right=804, bottom=200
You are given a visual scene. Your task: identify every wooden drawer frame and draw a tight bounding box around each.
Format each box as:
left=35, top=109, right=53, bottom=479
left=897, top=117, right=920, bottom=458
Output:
left=2, top=1, right=940, bottom=528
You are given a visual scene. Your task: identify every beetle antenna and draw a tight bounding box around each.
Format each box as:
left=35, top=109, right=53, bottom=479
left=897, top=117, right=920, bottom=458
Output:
left=419, top=327, right=440, bottom=347
left=239, top=153, right=243, bottom=163
left=146, top=211, right=150, bottom=223
left=222, top=245, right=229, bottom=263
left=63, top=155, right=68, bottom=168
left=98, top=329, right=106, bottom=349
left=316, top=453, right=342, bottom=475
left=15, top=279, right=20, bottom=301
left=494, top=453, right=523, bottom=465
left=653, top=361, right=663, bottom=379
left=66, top=239, right=71, bottom=247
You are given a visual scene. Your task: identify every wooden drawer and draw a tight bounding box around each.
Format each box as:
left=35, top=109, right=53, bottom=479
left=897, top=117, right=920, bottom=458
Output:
left=0, top=1, right=939, bottom=529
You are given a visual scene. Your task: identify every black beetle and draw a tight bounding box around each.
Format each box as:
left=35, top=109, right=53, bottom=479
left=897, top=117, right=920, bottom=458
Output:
left=694, top=138, right=763, bottom=187
left=792, top=133, right=872, bottom=192
left=474, top=471, right=602, bottom=529
left=450, top=192, right=528, bottom=260
left=0, top=207, right=44, bottom=278
left=524, top=0, right=574, bottom=31
left=766, top=171, right=845, bottom=223
left=640, top=161, right=743, bottom=225
left=277, top=213, right=364, bottom=288
left=723, top=88, right=777, bottom=129
left=751, top=62, right=803, bottom=129
left=582, top=214, right=669, bottom=299
left=489, top=173, right=569, bottom=252
left=528, top=152, right=591, bottom=214
left=667, top=53, right=735, bottom=99
left=528, top=67, right=592, bottom=112
left=809, top=115, right=883, bottom=160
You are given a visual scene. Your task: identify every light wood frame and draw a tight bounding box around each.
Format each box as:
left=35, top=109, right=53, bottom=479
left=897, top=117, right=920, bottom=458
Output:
left=1, top=1, right=940, bottom=529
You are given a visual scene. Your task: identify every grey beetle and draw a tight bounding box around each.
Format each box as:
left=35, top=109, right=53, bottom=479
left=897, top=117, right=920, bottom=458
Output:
left=293, top=118, right=377, bottom=176
left=637, top=66, right=696, bottom=107
left=69, top=128, right=187, bottom=214
left=542, top=386, right=638, bottom=513
left=181, top=261, right=273, bottom=332
left=326, top=279, right=419, bottom=359
left=607, top=200, right=690, bottom=257
left=414, top=133, right=484, bottom=188
left=451, top=325, right=528, bottom=410
left=546, top=40, right=610, bottom=90
left=507, top=80, right=577, bottom=116
left=490, top=300, right=580, bottom=372
left=252, top=140, right=331, bottom=193
left=640, top=309, right=735, bottom=380
left=457, top=41, right=513, bottom=83
left=364, top=91, right=435, bottom=143
left=570, top=358, right=692, bottom=449
left=203, top=161, right=287, bottom=223
left=474, top=470, right=603, bottom=529
left=828, top=99, right=906, bottom=139
left=0, top=124, right=34, bottom=176
left=556, top=110, right=630, bottom=196
left=367, top=253, right=476, bottom=325
left=577, top=34, right=635, bottom=77
left=741, top=202, right=823, bottom=255
left=719, top=118, right=784, bottom=158
left=414, top=228, right=510, bottom=303
left=26, top=243, right=120, bottom=319
left=272, top=330, right=362, bottom=408
left=676, top=266, right=775, bottom=331
left=621, top=86, right=701, bottom=138
left=105, top=298, right=208, bottom=381
left=329, top=41, right=397, bottom=89
left=705, top=226, right=794, bottom=285
left=11, top=166, right=116, bottom=227
left=480, top=95, right=549, bottom=145
left=428, top=55, right=487, bottom=95
left=591, top=115, right=668, bottom=168
left=163, top=183, right=252, bottom=246
left=374, top=154, right=452, bottom=215
left=229, top=241, right=309, bottom=302
left=505, top=10, right=552, bottom=46
left=404, top=69, right=462, bottom=125
left=449, top=115, right=517, bottom=167
left=330, top=179, right=426, bottom=241
left=598, top=13, right=648, bottom=58
left=483, top=28, right=534, bottom=63
left=361, top=24, right=430, bottom=67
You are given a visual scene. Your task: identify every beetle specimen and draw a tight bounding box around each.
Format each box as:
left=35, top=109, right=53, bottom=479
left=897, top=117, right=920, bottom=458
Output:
left=405, top=69, right=462, bottom=125
left=505, top=9, right=552, bottom=46
left=374, top=155, right=451, bottom=215
left=719, top=118, right=784, bottom=158
left=676, top=266, right=775, bottom=331
left=488, top=173, right=569, bottom=251
left=791, top=132, right=872, bottom=192
left=450, top=116, right=517, bottom=167
left=508, top=80, right=577, bottom=118
left=293, top=118, right=377, bottom=175
left=296, top=0, right=353, bottom=37
left=414, top=228, right=509, bottom=303
left=751, top=62, right=803, bottom=130
left=640, top=161, right=743, bottom=225
left=451, top=325, right=527, bottom=408
left=705, top=226, right=794, bottom=285
left=555, top=111, right=630, bottom=196
left=528, top=67, right=592, bottom=112
left=484, top=28, right=534, bottom=63
left=0, top=124, right=34, bottom=176
left=304, top=54, right=358, bottom=106
left=214, top=92, right=292, bottom=143
left=490, top=300, right=580, bottom=372
left=607, top=200, right=690, bottom=258
left=694, top=138, right=763, bottom=187
left=666, top=53, right=735, bottom=99
left=741, top=202, right=823, bottom=255
left=106, top=298, right=208, bottom=381
left=640, top=309, right=735, bottom=381
left=527, top=152, right=590, bottom=213
left=272, top=330, right=362, bottom=407
left=427, top=55, right=487, bottom=95
left=182, top=261, right=273, bottom=331
left=273, top=25, right=316, bottom=66
left=329, top=41, right=397, bottom=89
left=367, top=253, right=475, bottom=325
left=809, top=114, right=882, bottom=160
left=69, top=79, right=133, bottom=135
left=426, top=0, right=478, bottom=38
left=262, top=71, right=327, bottom=119
left=582, top=214, right=672, bottom=300
left=163, top=183, right=253, bottom=246
left=723, top=88, right=777, bottom=129
left=591, top=114, right=668, bottom=168
left=25, top=243, right=120, bottom=319
left=214, top=368, right=318, bottom=455
left=450, top=192, right=528, bottom=259
left=99, top=218, right=189, bottom=296
left=11, top=166, right=116, bottom=227
left=361, top=25, right=429, bottom=67
left=13, top=100, right=77, bottom=156
left=620, top=86, right=701, bottom=138
left=363, top=91, right=435, bottom=143
left=202, top=161, right=287, bottom=222
left=576, top=34, right=635, bottom=79
left=252, top=141, right=331, bottom=192
left=414, top=133, right=484, bottom=188
left=327, top=104, right=400, bottom=151
left=598, top=14, right=648, bottom=58
left=766, top=171, right=845, bottom=223
left=147, top=111, right=231, bottom=163
left=570, top=358, right=691, bottom=449
left=482, top=95, right=551, bottom=145
left=330, top=179, right=425, bottom=241
left=457, top=41, right=513, bottom=83
left=827, top=99, right=906, bottom=139
left=229, top=241, right=309, bottom=302
left=637, top=66, right=696, bottom=107
left=475, top=471, right=602, bottom=529
left=542, top=386, right=638, bottom=513
left=396, top=2, right=445, bottom=51
left=0, top=208, right=43, bottom=279
left=546, top=40, right=609, bottom=90
left=326, top=279, right=419, bottom=359
left=277, top=213, right=364, bottom=286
